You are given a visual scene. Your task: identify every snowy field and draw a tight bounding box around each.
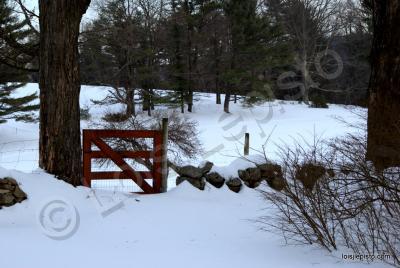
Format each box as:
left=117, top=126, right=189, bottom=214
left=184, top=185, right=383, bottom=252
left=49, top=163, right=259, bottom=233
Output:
left=0, top=83, right=363, bottom=172
left=1, top=83, right=387, bottom=268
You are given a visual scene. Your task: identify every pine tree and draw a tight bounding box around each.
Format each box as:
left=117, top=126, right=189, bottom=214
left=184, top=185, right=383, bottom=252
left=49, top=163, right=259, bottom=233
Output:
left=168, top=0, right=188, bottom=113
left=221, top=0, right=283, bottom=112
left=0, top=0, right=38, bottom=124
left=195, top=0, right=226, bottom=104
left=0, top=80, right=38, bottom=124
left=0, top=0, right=38, bottom=71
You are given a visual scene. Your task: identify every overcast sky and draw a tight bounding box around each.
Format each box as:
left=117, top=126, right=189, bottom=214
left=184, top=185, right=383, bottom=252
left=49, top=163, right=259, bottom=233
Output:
left=24, top=0, right=97, bottom=22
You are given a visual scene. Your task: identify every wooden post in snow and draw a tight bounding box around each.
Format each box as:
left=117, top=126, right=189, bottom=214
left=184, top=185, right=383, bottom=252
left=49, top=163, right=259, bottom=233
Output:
left=244, top=133, right=250, bottom=156
left=161, top=118, right=169, bottom=192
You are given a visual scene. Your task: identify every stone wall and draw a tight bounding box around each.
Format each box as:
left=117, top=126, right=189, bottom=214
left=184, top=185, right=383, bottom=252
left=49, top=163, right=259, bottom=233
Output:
left=0, top=177, right=27, bottom=208
left=173, top=161, right=286, bottom=193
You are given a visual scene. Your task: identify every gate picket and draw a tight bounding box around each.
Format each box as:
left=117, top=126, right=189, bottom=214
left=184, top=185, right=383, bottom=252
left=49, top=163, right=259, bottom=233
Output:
left=82, top=129, right=164, bottom=194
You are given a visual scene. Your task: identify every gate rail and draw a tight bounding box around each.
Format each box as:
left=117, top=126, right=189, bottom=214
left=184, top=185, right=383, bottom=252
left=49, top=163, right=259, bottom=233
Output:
left=82, top=129, right=163, bottom=194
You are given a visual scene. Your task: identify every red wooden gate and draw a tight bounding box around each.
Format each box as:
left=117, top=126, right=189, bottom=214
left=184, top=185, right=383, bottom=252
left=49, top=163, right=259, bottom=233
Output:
left=82, top=129, right=163, bottom=194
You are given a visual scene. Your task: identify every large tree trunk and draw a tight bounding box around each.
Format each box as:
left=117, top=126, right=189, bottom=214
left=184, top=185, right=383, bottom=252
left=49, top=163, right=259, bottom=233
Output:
left=39, top=0, right=91, bottom=186
left=366, top=1, right=400, bottom=169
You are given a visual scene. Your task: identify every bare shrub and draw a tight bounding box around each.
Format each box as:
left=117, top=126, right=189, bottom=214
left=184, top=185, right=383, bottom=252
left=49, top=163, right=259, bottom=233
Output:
left=260, top=123, right=400, bottom=266
left=328, top=133, right=400, bottom=266
left=259, top=138, right=340, bottom=251
left=295, top=162, right=327, bottom=190
left=96, top=109, right=203, bottom=169
left=102, top=111, right=129, bottom=122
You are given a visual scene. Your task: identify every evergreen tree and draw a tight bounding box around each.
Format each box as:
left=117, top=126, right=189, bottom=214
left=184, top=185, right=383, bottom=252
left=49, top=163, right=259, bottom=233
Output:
left=0, top=72, right=38, bottom=124
left=80, top=21, right=116, bottom=85
left=195, top=0, right=226, bottom=104
left=221, top=0, right=284, bottom=112
left=167, top=0, right=188, bottom=113
left=0, top=0, right=38, bottom=71
left=0, top=0, right=38, bottom=124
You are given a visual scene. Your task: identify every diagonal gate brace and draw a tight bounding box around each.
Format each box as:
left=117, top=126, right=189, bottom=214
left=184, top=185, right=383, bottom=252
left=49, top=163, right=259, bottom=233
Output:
left=92, top=137, right=155, bottom=193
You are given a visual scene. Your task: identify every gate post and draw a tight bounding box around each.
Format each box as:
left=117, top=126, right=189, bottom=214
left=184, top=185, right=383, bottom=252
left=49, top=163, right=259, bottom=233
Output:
left=161, top=118, right=169, bottom=192
left=82, top=130, right=91, bottom=187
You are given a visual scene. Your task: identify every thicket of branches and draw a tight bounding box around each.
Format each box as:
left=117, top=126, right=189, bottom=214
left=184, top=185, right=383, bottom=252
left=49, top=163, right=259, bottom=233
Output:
left=96, top=109, right=202, bottom=170
left=260, top=115, right=400, bottom=266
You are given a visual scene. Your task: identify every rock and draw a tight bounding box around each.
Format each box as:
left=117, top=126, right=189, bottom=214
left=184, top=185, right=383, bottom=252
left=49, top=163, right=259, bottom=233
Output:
left=295, top=163, right=326, bottom=190
left=266, top=176, right=286, bottom=191
left=258, top=163, right=280, bottom=178
left=3, top=177, right=17, bottom=185
left=0, top=177, right=27, bottom=207
left=258, top=163, right=286, bottom=191
left=238, top=167, right=262, bottom=188
left=13, top=186, right=27, bottom=201
left=205, top=172, right=225, bottom=188
left=0, top=183, right=15, bottom=191
left=0, top=192, right=15, bottom=207
left=176, top=176, right=205, bottom=190
left=0, top=189, right=11, bottom=194
left=173, top=161, right=214, bottom=179
left=177, top=166, right=204, bottom=178
left=226, top=177, right=242, bottom=193
left=201, top=161, right=214, bottom=174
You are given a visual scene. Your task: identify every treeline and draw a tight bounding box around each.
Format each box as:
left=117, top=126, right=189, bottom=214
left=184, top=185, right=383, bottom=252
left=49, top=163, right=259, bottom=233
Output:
left=0, top=0, right=372, bottom=115
left=79, top=0, right=372, bottom=114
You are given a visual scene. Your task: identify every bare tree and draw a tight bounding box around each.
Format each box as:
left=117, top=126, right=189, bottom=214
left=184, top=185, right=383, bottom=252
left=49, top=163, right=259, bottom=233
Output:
left=270, top=0, right=341, bottom=103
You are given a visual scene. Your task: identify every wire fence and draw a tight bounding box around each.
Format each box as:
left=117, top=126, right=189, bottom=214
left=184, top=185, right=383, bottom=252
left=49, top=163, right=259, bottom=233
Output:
left=0, top=138, right=40, bottom=170
left=0, top=133, right=269, bottom=192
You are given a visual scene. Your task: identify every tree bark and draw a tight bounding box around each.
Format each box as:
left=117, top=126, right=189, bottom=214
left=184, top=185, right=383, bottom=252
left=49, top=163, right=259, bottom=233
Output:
left=142, top=89, right=150, bottom=111
left=216, top=92, right=221, bottom=104
left=301, top=58, right=310, bottom=104
left=187, top=90, right=193, bottom=112
left=125, top=85, right=135, bottom=117
left=180, top=91, right=185, bottom=113
left=224, top=93, right=231, bottom=113
left=126, top=64, right=135, bottom=117
left=39, top=0, right=91, bottom=186
left=366, top=1, right=400, bottom=169
left=150, top=89, right=155, bottom=110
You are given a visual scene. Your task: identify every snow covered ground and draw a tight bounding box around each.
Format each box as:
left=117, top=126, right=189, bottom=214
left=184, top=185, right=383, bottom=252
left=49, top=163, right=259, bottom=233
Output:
left=0, top=83, right=363, bottom=173
left=1, top=83, right=387, bottom=268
